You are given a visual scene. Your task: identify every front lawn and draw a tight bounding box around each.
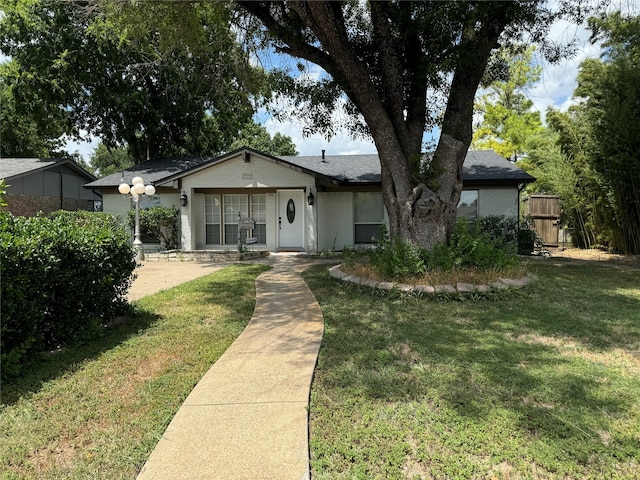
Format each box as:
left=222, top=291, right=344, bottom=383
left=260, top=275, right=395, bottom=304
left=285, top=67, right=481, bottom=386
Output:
left=0, top=263, right=269, bottom=480
left=305, top=258, right=640, bottom=479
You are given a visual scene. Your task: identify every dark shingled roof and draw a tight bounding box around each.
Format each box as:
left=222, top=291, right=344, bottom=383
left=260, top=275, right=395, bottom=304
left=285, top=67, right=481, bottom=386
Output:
left=84, top=148, right=534, bottom=188
left=462, top=150, right=536, bottom=184
left=84, top=156, right=212, bottom=188
left=280, top=150, right=535, bottom=185
left=1, top=157, right=96, bottom=181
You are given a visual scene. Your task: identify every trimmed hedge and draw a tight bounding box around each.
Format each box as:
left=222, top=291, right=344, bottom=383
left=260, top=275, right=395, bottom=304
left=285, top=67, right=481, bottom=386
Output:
left=1, top=211, right=136, bottom=378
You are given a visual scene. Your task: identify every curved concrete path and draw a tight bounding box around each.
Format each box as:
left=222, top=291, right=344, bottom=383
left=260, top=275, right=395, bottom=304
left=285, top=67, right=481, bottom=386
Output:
left=136, top=255, right=325, bottom=480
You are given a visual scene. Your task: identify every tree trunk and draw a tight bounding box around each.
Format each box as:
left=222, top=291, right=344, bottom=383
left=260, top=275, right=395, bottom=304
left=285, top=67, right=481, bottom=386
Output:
left=237, top=1, right=510, bottom=249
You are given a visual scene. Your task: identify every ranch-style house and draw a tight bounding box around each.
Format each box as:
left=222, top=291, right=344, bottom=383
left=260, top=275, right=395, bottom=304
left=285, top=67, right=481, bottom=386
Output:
left=85, top=147, right=535, bottom=254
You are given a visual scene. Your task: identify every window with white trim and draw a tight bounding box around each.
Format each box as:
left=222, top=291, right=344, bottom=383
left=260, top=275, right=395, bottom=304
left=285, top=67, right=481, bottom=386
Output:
left=205, top=195, right=221, bottom=244
left=205, top=194, right=266, bottom=245
left=354, top=192, right=385, bottom=244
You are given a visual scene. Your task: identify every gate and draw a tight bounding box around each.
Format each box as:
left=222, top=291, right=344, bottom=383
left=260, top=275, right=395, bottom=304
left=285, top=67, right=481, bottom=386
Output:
left=527, top=195, right=561, bottom=247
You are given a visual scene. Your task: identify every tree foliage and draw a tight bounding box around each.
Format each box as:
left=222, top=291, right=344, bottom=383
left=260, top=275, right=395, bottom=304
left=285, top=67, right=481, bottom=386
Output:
left=236, top=1, right=592, bottom=249
left=472, top=46, right=544, bottom=162
left=579, top=12, right=640, bottom=253
left=229, top=121, right=298, bottom=156
left=0, top=61, right=66, bottom=157
left=510, top=11, right=640, bottom=254
left=0, top=0, right=261, bottom=163
left=89, top=144, right=133, bottom=178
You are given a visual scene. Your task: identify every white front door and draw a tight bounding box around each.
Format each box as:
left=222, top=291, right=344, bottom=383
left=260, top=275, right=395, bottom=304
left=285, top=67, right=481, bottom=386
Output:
left=278, top=190, right=304, bottom=250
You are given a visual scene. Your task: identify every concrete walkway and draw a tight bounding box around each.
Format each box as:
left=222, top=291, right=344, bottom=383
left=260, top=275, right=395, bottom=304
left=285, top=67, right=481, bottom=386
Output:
left=136, top=255, right=325, bottom=480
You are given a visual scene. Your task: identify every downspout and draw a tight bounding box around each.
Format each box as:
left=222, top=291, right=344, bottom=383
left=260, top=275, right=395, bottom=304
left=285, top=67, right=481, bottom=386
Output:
left=517, top=183, right=526, bottom=241
left=518, top=183, right=526, bottom=222
left=59, top=171, right=63, bottom=210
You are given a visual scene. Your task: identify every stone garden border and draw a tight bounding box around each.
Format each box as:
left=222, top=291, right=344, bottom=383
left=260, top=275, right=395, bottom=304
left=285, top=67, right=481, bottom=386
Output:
left=328, top=264, right=537, bottom=295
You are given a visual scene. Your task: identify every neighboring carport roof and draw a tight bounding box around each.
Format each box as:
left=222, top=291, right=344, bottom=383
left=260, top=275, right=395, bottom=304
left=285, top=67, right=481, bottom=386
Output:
left=1, top=157, right=97, bottom=181
left=83, top=147, right=535, bottom=189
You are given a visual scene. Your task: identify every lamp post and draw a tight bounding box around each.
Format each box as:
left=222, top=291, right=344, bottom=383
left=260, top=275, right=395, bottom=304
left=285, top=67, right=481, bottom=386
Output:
left=118, top=176, right=156, bottom=261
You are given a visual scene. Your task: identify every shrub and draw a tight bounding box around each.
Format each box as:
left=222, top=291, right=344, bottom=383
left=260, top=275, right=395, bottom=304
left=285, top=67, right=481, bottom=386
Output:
left=127, top=206, right=179, bottom=250
left=517, top=220, right=537, bottom=255
left=430, top=218, right=519, bottom=270
left=370, top=218, right=520, bottom=280
left=477, top=215, right=518, bottom=254
left=371, top=226, right=425, bottom=279
left=1, top=211, right=136, bottom=378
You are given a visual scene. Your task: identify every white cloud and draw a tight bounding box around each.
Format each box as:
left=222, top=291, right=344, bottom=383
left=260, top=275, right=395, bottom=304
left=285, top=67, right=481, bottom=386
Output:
left=261, top=112, right=376, bottom=156
left=529, top=19, right=603, bottom=121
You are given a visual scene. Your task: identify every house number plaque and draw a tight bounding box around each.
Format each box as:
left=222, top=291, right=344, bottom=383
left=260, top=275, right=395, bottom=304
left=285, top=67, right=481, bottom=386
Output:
left=286, top=199, right=295, bottom=223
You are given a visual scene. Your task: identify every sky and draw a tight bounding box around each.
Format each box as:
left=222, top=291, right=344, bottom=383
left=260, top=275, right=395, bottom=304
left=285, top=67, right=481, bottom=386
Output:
left=64, top=13, right=606, bottom=161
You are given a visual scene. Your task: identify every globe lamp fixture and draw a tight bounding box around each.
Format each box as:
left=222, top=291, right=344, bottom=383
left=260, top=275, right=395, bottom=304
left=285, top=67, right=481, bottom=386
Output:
left=118, top=175, right=156, bottom=261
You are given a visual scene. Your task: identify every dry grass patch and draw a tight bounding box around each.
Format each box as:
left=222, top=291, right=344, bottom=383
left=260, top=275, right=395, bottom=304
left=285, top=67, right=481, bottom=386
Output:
left=506, top=332, right=640, bottom=377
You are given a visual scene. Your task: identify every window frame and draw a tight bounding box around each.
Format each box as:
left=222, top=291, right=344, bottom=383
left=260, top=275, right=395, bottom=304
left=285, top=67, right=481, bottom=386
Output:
left=353, top=192, right=385, bottom=245
left=457, top=189, right=479, bottom=221
left=205, top=193, right=266, bottom=246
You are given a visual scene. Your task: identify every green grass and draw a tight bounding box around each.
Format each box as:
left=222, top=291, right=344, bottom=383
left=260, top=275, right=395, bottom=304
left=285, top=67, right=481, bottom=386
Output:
left=0, top=263, right=269, bottom=480
left=304, top=258, right=640, bottom=479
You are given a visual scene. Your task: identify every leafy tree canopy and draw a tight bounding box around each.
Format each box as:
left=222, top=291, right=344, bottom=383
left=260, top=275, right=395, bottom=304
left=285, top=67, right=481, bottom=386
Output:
left=230, top=121, right=298, bottom=156
left=570, top=11, right=640, bottom=253
left=472, top=45, right=544, bottom=162
left=234, top=1, right=595, bottom=248
left=0, top=0, right=264, bottom=163
left=89, top=144, right=133, bottom=178
left=0, top=61, right=66, bottom=157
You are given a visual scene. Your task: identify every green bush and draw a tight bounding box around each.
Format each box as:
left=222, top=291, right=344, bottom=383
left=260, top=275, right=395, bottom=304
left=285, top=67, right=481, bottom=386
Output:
left=127, top=206, right=179, bottom=250
left=371, top=218, right=520, bottom=280
left=0, top=211, right=136, bottom=378
left=517, top=220, right=537, bottom=255
left=371, top=227, right=425, bottom=279
left=477, top=215, right=518, bottom=254
left=429, top=218, right=519, bottom=269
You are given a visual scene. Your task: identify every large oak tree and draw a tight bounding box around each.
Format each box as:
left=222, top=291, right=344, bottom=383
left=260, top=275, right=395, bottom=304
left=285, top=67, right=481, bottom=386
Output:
left=237, top=1, right=589, bottom=248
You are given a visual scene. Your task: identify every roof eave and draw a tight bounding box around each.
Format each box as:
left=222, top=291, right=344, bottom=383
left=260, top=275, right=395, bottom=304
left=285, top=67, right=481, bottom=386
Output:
left=7, top=158, right=97, bottom=182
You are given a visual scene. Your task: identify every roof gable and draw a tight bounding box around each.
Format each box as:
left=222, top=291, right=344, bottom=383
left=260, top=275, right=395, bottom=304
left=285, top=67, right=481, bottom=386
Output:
left=1, top=158, right=97, bottom=182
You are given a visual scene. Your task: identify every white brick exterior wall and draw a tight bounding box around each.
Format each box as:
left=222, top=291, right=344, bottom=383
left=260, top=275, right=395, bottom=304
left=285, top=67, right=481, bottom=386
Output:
left=266, top=192, right=278, bottom=251
left=182, top=154, right=315, bottom=252
left=100, top=152, right=522, bottom=253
